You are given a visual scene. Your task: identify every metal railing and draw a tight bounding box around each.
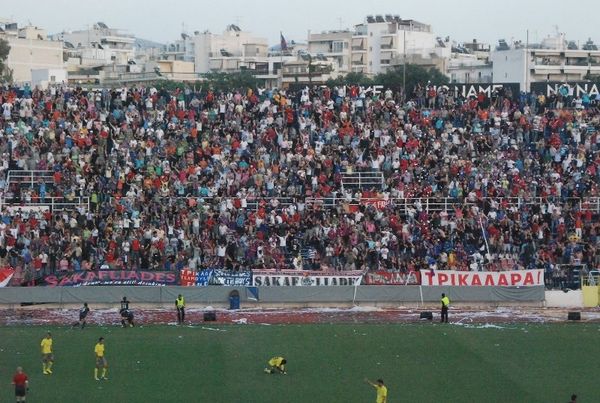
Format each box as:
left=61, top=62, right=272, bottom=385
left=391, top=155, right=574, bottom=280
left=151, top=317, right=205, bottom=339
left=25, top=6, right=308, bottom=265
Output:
left=1, top=196, right=90, bottom=212
left=341, top=170, right=385, bottom=190
left=109, top=195, right=299, bottom=212
left=5, top=170, right=55, bottom=190
left=305, top=196, right=600, bottom=213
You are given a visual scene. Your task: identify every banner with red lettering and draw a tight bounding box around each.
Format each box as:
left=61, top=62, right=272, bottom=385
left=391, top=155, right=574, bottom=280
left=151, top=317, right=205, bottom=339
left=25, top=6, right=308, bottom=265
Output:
left=363, top=270, right=420, bottom=285
left=40, top=271, right=179, bottom=286
left=421, top=269, right=544, bottom=287
left=361, top=198, right=394, bottom=210
left=179, top=269, right=197, bottom=287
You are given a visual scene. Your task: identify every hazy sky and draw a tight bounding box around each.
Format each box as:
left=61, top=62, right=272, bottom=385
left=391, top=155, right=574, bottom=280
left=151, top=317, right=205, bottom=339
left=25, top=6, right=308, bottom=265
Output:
left=3, top=0, right=599, bottom=47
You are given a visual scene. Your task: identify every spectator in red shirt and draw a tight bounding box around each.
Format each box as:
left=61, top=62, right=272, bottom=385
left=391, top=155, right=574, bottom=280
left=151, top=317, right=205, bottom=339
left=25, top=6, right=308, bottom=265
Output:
left=12, top=366, right=29, bottom=402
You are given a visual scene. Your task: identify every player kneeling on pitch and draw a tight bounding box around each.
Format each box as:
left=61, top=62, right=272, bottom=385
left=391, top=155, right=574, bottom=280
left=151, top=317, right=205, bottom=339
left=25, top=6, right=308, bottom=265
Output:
left=264, top=357, right=287, bottom=374
left=120, top=309, right=135, bottom=328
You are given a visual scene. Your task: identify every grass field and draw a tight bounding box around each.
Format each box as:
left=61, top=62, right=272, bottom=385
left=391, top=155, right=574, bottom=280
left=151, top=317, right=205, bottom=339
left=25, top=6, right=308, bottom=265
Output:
left=0, top=322, right=597, bottom=403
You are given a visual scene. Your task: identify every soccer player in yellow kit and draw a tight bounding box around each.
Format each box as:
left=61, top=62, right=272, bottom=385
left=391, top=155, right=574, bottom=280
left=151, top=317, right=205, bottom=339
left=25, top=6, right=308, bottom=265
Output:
left=40, top=332, right=54, bottom=375
left=365, top=378, right=388, bottom=403
left=94, top=337, right=108, bottom=381
left=264, top=357, right=287, bottom=374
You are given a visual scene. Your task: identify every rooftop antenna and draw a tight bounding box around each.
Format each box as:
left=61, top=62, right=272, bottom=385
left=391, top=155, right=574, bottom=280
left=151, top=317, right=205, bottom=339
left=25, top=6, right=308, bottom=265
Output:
left=337, top=17, right=343, bottom=30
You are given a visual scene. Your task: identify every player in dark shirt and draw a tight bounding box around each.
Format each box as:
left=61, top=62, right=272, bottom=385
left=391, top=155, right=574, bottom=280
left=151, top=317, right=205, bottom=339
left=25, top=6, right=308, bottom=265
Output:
left=72, top=302, right=90, bottom=329
left=119, top=297, right=134, bottom=328
left=78, top=303, right=90, bottom=329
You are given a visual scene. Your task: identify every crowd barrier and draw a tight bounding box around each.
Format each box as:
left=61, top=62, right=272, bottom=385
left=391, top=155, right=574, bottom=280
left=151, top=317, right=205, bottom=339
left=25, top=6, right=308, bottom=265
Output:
left=0, top=285, right=544, bottom=305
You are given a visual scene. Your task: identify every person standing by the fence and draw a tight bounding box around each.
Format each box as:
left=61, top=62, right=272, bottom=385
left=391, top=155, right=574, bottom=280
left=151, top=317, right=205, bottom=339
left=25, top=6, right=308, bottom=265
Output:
left=176, top=294, right=185, bottom=325
left=76, top=302, right=90, bottom=329
left=441, top=293, right=450, bottom=323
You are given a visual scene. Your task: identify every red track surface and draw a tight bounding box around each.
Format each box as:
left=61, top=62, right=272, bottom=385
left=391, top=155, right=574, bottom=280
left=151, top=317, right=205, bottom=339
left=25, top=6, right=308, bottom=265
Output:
left=1, top=307, right=599, bottom=326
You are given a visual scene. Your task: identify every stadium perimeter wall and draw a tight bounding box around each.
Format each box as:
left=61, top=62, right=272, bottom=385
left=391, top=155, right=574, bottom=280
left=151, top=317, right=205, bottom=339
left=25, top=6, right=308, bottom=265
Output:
left=544, top=290, right=585, bottom=308
left=0, top=286, right=544, bottom=308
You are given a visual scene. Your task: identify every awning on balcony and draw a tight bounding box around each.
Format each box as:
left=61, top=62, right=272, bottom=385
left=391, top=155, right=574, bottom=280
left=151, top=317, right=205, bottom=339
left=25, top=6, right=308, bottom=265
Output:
left=381, top=36, right=394, bottom=47
left=351, top=53, right=364, bottom=63
left=351, top=38, right=364, bottom=48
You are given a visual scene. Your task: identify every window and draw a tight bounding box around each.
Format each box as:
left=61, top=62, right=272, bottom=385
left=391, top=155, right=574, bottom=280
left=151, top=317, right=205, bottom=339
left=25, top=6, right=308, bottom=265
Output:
left=50, top=76, right=56, bottom=82
left=332, top=41, right=344, bottom=53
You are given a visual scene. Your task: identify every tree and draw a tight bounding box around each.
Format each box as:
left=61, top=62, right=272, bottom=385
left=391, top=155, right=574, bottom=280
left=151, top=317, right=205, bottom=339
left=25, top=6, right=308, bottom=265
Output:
left=203, top=71, right=259, bottom=92
left=0, top=38, right=11, bottom=83
left=326, top=72, right=374, bottom=87
left=374, top=63, right=449, bottom=94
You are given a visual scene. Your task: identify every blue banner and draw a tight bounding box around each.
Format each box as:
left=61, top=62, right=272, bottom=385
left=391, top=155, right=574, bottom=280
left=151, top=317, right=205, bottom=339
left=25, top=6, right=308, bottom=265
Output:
left=196, top=269, right=214, bottom=286
left=209, top=269, right=252, bottom=286
left=190, top=269, right=252, bottom=286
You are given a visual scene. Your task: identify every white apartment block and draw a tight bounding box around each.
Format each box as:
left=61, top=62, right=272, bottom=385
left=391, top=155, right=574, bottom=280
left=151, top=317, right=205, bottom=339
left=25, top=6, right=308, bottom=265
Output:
left=163, top=25, right=300, bottom=86
left=491, top=33, right=600, bottom=89
left=308, top=15, right=450, bottom=77
left=53, top=22, right=136, bottom=67
left=0, top=20, right=64, bottom=84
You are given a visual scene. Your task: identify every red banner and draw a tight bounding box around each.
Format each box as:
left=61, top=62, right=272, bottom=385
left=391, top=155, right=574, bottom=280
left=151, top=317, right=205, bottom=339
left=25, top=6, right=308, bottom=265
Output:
left=363, top=271, right=420, bottom=285
left=179, top=269, right=197, bottom=286
left=361, top=198, right=394, bottom=210
left=421, top=269, right=544, bottom=287
left=0, top=268, right=15, bottom=287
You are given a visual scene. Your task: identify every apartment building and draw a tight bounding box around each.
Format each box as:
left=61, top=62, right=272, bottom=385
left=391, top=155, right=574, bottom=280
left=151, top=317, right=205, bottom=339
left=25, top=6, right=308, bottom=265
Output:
left=491, top=33, right=600, bottom=89
left=308, top=15, right=449, bottom=76
left=0, top=20, right=64, bottom=84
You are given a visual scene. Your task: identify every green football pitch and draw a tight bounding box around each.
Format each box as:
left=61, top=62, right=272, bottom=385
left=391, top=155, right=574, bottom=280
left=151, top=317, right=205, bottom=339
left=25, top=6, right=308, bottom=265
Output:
left=0, top=323, right=597, bottom=403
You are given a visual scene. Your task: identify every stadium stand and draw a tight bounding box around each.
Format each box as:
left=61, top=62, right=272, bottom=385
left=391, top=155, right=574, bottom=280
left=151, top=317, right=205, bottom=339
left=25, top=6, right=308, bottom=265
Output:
left=0, top=83, right=598, bottom=286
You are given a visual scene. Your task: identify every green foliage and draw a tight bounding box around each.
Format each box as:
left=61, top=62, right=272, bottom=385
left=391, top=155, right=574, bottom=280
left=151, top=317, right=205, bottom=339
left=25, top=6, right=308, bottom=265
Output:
left=202, top=71, right=259, bottom=92
left=0, top=323, right=597, bottom=402
left=328, top=64, right=449, bottom=95
left=326, top=72, right=374, bottom=87
left=0, top=38, right=12, bottom=83
left=150, top=71, right=259, bottom=94
left=376, top=64, right=449, bottom=93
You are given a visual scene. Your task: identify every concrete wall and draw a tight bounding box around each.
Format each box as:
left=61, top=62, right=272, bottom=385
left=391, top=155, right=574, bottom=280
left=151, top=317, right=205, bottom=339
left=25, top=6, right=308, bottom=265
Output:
left=0, top=286, right=544, bottom=307
left=491, top=48, right=527, bottom=88
left=544, top=290, right=584, bottom=308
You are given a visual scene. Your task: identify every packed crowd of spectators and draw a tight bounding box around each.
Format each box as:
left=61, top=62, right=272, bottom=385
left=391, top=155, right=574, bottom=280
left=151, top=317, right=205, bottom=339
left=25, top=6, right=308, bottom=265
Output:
left=0, top=81, right=599, bottom=286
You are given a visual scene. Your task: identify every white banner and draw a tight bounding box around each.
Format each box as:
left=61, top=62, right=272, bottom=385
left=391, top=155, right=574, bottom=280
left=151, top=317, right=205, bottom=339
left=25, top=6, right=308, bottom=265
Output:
left=252, top=270, right=364, bottom=286
left=421, top=269, right=544, bottom=287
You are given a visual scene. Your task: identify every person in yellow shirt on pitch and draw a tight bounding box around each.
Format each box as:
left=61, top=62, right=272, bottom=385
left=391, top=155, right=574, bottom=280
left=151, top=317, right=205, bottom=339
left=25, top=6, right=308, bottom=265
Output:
left=365, top=378, right=388, bottom=403
left=264, top=356, right=287, bottom=374
left=40, top=332, right=54, bottom=375
left=94, top=337, right=108, bottom=381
